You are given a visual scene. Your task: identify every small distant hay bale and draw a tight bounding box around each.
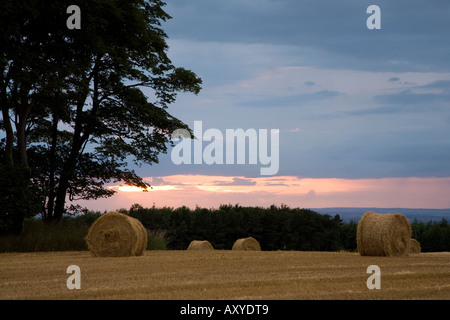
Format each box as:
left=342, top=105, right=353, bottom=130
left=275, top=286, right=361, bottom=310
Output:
left=187, top=240, right=214, bottom=250
left=232, top=237, right=261, bottom=251
left=86, top=211, right=147, bottom=257
left=357, top=211, right=411, bottom=257
left=408, top=238, right=421, bottom=254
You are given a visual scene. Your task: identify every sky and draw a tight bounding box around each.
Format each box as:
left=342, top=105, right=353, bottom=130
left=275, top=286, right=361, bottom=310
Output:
left=78, top=0, right=450, bottom=211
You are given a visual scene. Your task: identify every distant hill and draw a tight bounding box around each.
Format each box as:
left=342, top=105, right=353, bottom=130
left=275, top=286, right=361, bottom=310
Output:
left=311, top=207, right=450, bottom=223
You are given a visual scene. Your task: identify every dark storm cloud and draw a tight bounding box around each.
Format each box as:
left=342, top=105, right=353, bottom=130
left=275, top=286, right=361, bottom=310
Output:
left=165, top=0, right=450, bottom=72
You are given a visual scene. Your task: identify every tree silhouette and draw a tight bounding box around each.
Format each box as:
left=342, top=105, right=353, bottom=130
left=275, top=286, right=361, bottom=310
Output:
left=0, top=0, right=201, bottom=231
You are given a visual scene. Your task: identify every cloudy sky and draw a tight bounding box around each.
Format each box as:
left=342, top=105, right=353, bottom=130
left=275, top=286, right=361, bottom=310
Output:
left=80, top=0, right=450, bottom=211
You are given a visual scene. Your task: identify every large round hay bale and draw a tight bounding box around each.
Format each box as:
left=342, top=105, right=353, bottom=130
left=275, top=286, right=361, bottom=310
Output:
left=357, top=211, right=411, bottom=257
left=408, top=238, right=421, bottom=254
left=86, top=211, right=147, bottom=257
left=187, top=240, right=214, bottom=250
left=232, top=237, right=261, bottom=251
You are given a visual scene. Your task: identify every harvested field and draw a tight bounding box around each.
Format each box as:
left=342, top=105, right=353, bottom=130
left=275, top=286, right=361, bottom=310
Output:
left=0, top=251, right=449, bottom=300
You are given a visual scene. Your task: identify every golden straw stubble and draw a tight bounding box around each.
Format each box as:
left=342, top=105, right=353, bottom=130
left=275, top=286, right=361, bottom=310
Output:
left=86, top=211, right=147, bottom=257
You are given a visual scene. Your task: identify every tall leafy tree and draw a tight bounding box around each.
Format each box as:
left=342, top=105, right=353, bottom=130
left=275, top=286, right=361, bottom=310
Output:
left=0, top=0, right=202, bottom=230
left=0, top=0, right=65, bottom=232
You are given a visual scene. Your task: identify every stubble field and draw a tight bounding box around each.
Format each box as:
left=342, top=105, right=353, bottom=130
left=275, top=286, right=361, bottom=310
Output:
left=0, top=250, right=449, bottom=300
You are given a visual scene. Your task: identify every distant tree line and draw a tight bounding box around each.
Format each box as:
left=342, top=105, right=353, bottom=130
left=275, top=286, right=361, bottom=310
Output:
left=129, top=204, right=343, bottom=251
left=411, top=219, right=450, bottom=252
left=126, top=204, right=449, bottom=252
left=1, top=204, right=448, bottom=252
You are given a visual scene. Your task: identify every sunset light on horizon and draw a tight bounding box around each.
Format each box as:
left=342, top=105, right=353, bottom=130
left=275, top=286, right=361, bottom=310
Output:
left=76, top=175, right=450, bottom=212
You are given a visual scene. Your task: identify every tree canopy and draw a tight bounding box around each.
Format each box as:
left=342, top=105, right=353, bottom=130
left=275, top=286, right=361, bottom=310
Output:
left=0, top=0, right=202, bottom=233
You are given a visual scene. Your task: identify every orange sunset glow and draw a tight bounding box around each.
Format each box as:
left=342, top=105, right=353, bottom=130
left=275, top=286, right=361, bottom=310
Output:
left=77, top=175, right=450, bottom=212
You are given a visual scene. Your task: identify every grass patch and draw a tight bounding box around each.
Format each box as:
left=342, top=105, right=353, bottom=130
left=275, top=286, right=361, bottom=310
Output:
left=0, top=218, right=89, bottom=252
left=147, top=229, right=168, bottom=250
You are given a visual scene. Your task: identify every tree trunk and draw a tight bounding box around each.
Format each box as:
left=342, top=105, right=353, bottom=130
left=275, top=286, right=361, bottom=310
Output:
left=52, top=173, right=69, bottom=221
left=1, top=108, right=14, bottom=166
left=44, top=113, right=59, bottom=221
left=0, top=165, right=31, bottom=234
left=10, top=177, right=26, bottom=234
left=17, top=99, right=33, bottom=168
left=0, top=89, right=33, bottom=233
left=52, top=138, right=86, bottom=220
left=50, top=64, right=97, bottom=221
left=52, top=132, right=87, bottom=220
left=0, top=89, right=14, bottom=166
left=9, top=100, right=34, bottom=231
left=52, top=86, right=90, bottom=220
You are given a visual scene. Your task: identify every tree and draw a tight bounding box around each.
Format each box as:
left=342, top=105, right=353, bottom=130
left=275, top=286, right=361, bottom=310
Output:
left=0, top=0, right=202, bottom=230
left=0, top=0, right=65, bottom=232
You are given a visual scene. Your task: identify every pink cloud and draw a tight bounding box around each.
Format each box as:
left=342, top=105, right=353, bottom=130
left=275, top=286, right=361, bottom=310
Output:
left=73, top=175, right=450, bottom=211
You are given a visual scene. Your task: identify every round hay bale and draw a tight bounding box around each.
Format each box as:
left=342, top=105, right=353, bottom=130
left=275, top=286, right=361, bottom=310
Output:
left=187, top=240, right=214, bottom=250
left=357, top=211, right=411, bottom=257
left=86, top=211, right=147, bottom=257
left=232, top=237, right=261, bottom=251
left=408, top=238, right=421, bottom=254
